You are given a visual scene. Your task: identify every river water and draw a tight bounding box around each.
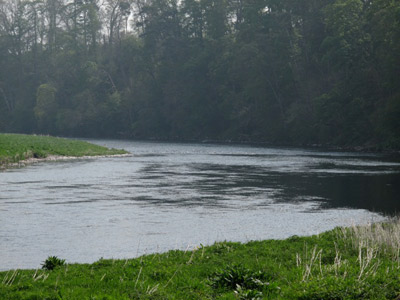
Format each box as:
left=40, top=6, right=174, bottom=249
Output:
left=1, top=140, right=399, bottom=270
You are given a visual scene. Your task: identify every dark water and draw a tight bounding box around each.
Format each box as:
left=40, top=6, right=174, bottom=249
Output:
left=0, top=140, right=399, bottom=270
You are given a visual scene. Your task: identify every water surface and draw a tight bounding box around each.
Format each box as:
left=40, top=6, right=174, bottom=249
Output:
left=1, top=140, right=399, bottom=270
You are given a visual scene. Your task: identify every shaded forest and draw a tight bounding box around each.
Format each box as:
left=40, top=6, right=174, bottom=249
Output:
left=0, top=0, right=399, bottom=149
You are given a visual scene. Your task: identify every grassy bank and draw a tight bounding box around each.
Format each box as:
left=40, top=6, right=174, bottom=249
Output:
left=1, top=221, right=400, bottom=299
left=0, top=134, right=128, bottom=167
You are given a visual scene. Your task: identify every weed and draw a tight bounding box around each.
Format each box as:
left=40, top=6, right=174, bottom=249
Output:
left=209, top=264, right=279, bottom=298
left=234, top=285, right=264, bottom=300
left=41, top=256, right=66, bottom=271
left=210, top=264, right=266, bottom=290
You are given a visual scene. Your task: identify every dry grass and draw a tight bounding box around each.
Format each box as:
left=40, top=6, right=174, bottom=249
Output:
left=341, top=217, right=400, bottom=261
left=296, top=218, right=400, bottom=288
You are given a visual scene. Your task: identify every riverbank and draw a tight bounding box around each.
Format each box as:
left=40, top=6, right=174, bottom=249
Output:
left=0, top=134, right=129, bottom=169
left=112, top=134, right=400, bottom=155
left=1, top=221, right=399, bottom=299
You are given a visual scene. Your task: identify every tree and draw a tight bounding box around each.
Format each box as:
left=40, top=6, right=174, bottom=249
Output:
left=201, top=0, right=228, bottom=39
left=34, top=83, right=57, bottom=133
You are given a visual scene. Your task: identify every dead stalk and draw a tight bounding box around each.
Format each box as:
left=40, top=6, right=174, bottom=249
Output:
left=134, top=267, right=142, bottom=288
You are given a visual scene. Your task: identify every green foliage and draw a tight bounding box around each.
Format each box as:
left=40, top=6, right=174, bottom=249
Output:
left=210, top=264, right=279, bottom=299
left=0, top=133, right=128, bottom=167
left=210, top=264, right=268, bottom=290
left=41, top=256, right=65, bottom=271
left=0, top=0, right=400, bottom=148
left=34, top=84, right=58, bottom=134
left=1, top=225, right=400, bottom=299
left=235, top=285, right=264, bottom=300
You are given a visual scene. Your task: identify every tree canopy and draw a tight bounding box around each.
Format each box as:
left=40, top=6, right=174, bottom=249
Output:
left=0, top=0, right=399, bottom=149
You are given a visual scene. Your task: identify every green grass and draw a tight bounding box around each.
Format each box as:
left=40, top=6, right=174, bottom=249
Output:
left=1, top=221, right=400, bottom=299
left=0, top=133, right=128, bottom=166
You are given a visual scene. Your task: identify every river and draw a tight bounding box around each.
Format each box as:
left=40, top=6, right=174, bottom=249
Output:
left=1, top=140, right=399, bottom=270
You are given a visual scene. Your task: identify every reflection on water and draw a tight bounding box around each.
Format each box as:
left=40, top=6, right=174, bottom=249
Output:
left=0, top=140, right=399, bottom=270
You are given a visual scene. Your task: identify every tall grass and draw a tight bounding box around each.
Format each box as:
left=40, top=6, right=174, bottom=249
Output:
left=342, top=217, right=400, bottom=260
left=294, top=218, right=400, bottom=299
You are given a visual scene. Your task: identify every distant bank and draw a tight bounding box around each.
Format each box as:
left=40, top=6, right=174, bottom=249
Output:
left=0, top=133, right=129, bottom=169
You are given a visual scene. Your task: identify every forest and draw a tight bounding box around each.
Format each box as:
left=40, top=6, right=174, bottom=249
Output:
left=0, top=0, right=399, bottom=149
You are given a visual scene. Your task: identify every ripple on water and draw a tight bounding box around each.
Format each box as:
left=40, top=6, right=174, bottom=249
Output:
left=0, top=140, right=398, bottom=270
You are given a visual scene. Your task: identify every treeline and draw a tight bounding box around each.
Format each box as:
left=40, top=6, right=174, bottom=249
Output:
left=0, top=0, right=399, bottom=148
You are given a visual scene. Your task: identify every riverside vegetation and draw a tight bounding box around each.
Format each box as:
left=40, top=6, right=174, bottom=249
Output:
left=0, top=0, right=399, bottom=149
left=1, top=220, right=400, bottom=299
left=0, top=133, right=128, bottom=167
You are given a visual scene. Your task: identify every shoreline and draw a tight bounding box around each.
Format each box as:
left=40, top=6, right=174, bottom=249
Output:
left=0, top=134, right=131, bottom=170
left=1, top=221, right=399, bottom=299
left=84, top=135, right=400, bottom=155
left=0, top=153, right=132, bottom=170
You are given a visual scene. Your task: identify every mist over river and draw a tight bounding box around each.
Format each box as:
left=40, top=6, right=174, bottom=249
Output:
left=1, top=140, right=399, bottom=270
